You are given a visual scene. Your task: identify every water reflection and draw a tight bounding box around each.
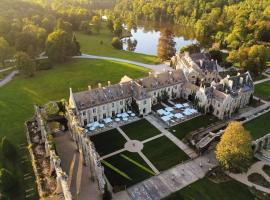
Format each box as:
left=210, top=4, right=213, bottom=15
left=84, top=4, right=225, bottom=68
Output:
left=122, top=21, right=198, bottom=56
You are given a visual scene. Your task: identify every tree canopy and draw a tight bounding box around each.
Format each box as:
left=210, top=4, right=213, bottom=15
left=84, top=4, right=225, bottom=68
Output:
left=216, top=121, right=253, bottom=173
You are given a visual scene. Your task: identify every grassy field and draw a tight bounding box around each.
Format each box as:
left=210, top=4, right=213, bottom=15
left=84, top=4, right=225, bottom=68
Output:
left=90, top=129, right=126, bottom=156
left=121, top=119, right=161, bottom=141
left=169, top=114, right=218, bottom=140
left=142, top=136, right=189, bottom=171
left=244, top=111, right=270, bottom=139
left=0, top=58, right=149, bottom=199
left=102, top=151, right=154, bottom=190
left=76, top=27, right=159, bottom=64
left=255, top=80, right=270, bottom=100
left=163, top=178, right=255, bottom=200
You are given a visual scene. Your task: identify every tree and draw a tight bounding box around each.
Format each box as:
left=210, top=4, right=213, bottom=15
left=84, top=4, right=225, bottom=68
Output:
left=0, top=137, right=17, bottom=160
left=0, top=37, right=13, bottom=67
left=71, top=34, right=81, bottom=56
left=113, top=19, right=123, bottom=37
left=111, top=37, right=123, bottom=50
left=79, top=21, right=92, bottom=34
left=216, top=121, right=253, bottom=173
left=14, top=52, right=36, bottom=77
left=0, top=168, right=17, bottom=192
left=91, top=16, right=101, bottom=33
left=45, top=29, right=79, bottom=63
left=157, top=28, right=176, bottom=61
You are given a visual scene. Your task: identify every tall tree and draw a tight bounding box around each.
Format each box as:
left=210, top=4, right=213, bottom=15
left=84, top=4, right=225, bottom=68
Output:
left=157, top=28, right=176, bottom=61
left=0, top=37, right=13, bottom=67
left=216, top=121, right=253, bottom=173
left=45, top=29, right=80, bottom=63
left=91, top=16, right=101, bottom=33
left=14, top=52, right=36, bottom=77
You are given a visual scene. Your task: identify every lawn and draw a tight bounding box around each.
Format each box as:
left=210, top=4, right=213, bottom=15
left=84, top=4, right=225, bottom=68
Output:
left=169, top=114, right=218, bottom=140
left=121, top=119, right=161, bottom=141
left=76, top=27, right=159, bottom=64
left=163, top=178, right=255, bottom=200
left=244, top=111, right=270, bottom=139
left=102, top=151, right=154, bottom=191
left=90, top=129, right=126, bottom=156
left=255, top=80, right=270, bottom=100
left=142, top=136, right=189, bottom=171
left=0, top=58, right=149, bottom=199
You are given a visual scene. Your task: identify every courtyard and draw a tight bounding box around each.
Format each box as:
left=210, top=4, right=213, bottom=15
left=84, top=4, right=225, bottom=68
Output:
left=255, top=80, right=270, bottom=100
left=90, top=118, right=190, bottom=191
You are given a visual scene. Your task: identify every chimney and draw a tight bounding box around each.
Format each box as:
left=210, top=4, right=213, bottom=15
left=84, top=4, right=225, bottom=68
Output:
left=98, top=83, right=102, bottom=88
left=88, top=85, right=91, bottom=90
left=108, top=81, right=111, bottom=86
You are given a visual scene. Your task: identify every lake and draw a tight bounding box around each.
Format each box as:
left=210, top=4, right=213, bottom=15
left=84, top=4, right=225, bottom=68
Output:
left=122, top=22, right=197, bottom=56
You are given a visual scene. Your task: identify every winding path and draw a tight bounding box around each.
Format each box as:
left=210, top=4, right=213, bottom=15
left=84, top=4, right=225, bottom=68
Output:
left=38, top=53, right=172, bottom=72
left=0, top=70, right=19, bottom=87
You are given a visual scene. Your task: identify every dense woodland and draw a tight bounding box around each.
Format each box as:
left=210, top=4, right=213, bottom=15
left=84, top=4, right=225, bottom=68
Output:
left=113, top=0, right=270, bottom=75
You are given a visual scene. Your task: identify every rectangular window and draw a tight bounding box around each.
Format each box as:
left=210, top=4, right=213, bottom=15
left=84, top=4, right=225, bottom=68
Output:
left=112, top=103, right=114, bottom=107
left=103, top=113, right=106, bottom=119
left=82, top=111, right=86, bottom=116
left=120, top=101, right=123, bottom=105
left=103, top=105, right=105, bottom=110
left=143, top=100, right=147, bottom=105
left=93, top=108, right=96, bottom=113
left=94, top=116, right=97, bottom=121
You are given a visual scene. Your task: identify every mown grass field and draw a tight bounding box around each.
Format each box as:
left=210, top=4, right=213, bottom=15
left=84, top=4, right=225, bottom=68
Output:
left=255, top=80, right=270, bottom=100
left=90, top=129, right=126, bottom=156
left=142, top=136, right=189, bottom=171
left=244, top=111, right=270, bottom=139
left=169, top=114, right=218, bottom=140
left=76, top=26, right=159, bottom=64
left=164, top=178, right=255, bottom=200
left=121, top=119, right=161, bottom=141
left=102, top=151, right=154, bottom=190
left=0, top=58, right=149, bottom=199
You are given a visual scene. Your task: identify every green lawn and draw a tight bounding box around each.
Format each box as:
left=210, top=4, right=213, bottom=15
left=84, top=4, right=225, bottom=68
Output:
left=121, top=119, right=161, bottom=141
left=244, top=111, right=270, bottom=139
left=76, top=28, right=159, bottom=64
left=90, top=129, right=126, bottom=156
left=142, top=136, right=189, bottom=171
left=163, top=178, right=255, bottom=200
left=169, top=114, right=218, bottom=140
left=102, top=151, right=154, bottom=191
left=255, top=81, right=270, bottom=100
left=0, top=58, right=149, bottom=199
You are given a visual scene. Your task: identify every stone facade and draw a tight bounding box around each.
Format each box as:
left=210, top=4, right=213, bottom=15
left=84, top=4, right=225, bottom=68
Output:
left=68, top=53, right=254, bottom=125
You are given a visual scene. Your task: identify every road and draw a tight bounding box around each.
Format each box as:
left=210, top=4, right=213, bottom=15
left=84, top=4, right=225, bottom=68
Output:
left=0, top=70, right=19, bottom=87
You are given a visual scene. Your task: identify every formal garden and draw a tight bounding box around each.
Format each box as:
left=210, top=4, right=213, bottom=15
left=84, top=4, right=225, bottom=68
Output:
left=90, top=119, right=190, bottom=192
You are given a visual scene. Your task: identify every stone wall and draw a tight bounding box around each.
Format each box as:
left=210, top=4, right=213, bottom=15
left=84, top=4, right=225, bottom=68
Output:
left=32, top=105, right=72, bottom=200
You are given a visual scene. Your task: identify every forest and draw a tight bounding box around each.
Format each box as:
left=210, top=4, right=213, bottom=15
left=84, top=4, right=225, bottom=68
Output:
left=113, top=0, right=270, bottom=75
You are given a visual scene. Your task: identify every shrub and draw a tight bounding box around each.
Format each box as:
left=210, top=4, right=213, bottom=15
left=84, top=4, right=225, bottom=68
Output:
left=0, top=168, right=17, bottom=192
left=36, top=59, right=53, bottom=70
left=111, top=37, right=123, bottom=50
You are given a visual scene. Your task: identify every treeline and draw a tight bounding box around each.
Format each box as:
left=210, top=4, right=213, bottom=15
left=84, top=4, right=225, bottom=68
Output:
left=0, top=0, right=106, bottom=77
left=113, top=0, right=270, bottom=75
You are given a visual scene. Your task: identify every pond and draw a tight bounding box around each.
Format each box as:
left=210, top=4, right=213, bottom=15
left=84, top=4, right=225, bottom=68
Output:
left=122, top=22, right=197, bottom=56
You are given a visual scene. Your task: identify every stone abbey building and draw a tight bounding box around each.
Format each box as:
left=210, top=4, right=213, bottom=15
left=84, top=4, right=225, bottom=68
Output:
left=68, top=52, right=254, bottom=126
